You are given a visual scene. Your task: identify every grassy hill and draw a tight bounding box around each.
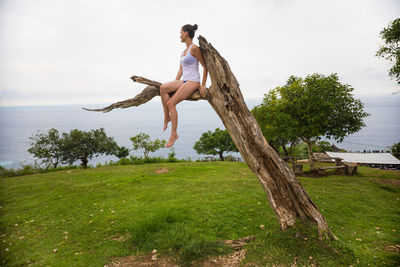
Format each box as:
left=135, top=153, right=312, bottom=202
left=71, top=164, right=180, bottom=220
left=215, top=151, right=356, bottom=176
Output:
left=0, top=162, right=399, bottom=266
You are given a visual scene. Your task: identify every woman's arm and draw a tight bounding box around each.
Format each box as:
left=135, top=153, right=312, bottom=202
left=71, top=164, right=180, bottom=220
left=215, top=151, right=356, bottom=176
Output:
left=175, top=64, right=183, bottom=80
left=192, top=45, right=208, bottom=97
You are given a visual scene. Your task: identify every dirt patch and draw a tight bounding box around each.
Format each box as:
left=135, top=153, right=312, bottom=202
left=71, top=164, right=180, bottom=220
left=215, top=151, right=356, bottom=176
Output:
left=155, top=168, right=169, bottom=174
left=105, top=236, right=255, bottom=267
left=202, top=249, right=246, bottom=266
left=369, top=178, right=400, bottom=187
left=105, top=250, right=247, bottom=267
left=105, top=252, right=178, bottom=266
left=384, top=244, right=400, bottom=253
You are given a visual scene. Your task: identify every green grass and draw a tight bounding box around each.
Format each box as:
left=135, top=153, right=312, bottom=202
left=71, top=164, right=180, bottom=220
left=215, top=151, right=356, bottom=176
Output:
left=0, top=162, right=399, bottom=266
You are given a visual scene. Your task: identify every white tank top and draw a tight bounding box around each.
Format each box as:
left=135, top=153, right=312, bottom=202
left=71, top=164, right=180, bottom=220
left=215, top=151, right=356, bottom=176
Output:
left=180, top=44, right=200, bottom=82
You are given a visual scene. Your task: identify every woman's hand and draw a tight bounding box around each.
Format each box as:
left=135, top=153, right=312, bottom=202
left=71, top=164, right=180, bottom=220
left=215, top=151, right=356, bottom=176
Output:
left=199, top=85, right=207, bottom=98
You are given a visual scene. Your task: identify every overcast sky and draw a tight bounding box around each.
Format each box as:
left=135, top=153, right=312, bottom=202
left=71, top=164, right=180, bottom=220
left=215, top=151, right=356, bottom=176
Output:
left=0, top=0, right=399, bottom=106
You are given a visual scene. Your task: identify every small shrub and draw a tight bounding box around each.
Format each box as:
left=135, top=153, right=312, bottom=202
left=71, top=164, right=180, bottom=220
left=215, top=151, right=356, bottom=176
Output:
left=118, top=158, right=131, bottom=165
left=130, top=155, right=145, bottom=165
left=144, top=156, right=164, bottom=163
left=224, top=155, right=235, bottom=161
left=168, top=148, right=177, bottom=163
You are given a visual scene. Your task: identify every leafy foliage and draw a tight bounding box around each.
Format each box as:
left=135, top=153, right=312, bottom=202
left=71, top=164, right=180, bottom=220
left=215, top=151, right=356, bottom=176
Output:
left=376, top=18, right=400, bottom=84
left=254, top=73, right=369, bottom=170
left=315, top=141, right=333, bottom=153
left=280, top=74, right=369, bottom=143
left=130, top=132, right=166, bottom=158
left=62, top=128, right=118, bottom=168
left=27, top=128, right=67, bottom=168
left=193, top=128, right=238, bottom=161
left=390, top=141, right=400, bottom=159
left=115, top=146, right=130, bottom=159
left=252, top=89, right=299, bottom=156
left=28, top=128, right=125, bottom=169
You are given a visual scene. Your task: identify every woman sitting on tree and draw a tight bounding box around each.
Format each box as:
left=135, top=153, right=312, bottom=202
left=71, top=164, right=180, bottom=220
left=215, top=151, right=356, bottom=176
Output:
left=160, top=24, right=208, bottom=148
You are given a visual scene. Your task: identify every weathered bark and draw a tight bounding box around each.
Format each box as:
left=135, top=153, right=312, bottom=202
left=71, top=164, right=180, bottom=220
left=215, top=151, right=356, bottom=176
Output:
left=82, top=77, right=205, bottom=113
left=82, top=36, right=335, bottom=239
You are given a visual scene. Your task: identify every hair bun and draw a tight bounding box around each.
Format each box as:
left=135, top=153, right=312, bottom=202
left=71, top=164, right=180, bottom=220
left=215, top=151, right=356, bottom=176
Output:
left=193, top=24, right=198, bottom=30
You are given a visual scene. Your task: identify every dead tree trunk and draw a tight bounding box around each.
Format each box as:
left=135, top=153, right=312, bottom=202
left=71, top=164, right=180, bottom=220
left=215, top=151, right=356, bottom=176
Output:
left=83, top=36, right=335, bottom=239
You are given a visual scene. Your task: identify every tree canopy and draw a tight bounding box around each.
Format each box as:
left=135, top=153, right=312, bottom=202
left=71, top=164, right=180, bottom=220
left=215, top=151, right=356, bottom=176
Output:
left=28, top=128, right=66, bottom=168
left=130, top=132, right=166, bottom=158
left=28, top=128, right=121, bottom=168
left=252, top=89, right=299, bottom=156
left=391, top=141, right=400, bottom=159
left=193, top=128, right=238, bottom=161
left=115, top=146, right=130, bottom=159
left=376, top=17, right=400, bottom=84
left=62, top=128, right=118, bottom=168
left=255, top=73, right=369, bottom=170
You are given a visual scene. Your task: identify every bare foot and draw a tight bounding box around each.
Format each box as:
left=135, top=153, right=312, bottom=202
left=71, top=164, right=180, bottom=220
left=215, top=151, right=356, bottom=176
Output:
left=163, top=117, right=171, bottom=131
left=166, top=133, right=179, bottom=148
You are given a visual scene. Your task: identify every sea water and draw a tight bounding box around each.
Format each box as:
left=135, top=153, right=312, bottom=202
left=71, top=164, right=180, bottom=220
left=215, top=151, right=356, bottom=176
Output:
left=0, top=96, right=399, bottom=169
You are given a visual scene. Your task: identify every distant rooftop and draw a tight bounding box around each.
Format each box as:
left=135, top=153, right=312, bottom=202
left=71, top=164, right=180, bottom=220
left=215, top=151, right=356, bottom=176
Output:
left=326, top=152, right=400, bottom=165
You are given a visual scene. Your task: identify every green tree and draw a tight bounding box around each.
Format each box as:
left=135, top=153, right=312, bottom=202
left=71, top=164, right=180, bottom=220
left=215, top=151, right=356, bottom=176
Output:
left=193, top=128, right=238, bottom=161
left=27, top=128, right=66, bottom=168
left=315, top=141, right=333, bottom=153
left=115, top=146, right=130, bottom=159
left=252, top=88, right=299, bottom=157
left=276, top=73, right=369, bottom=170
left=62, top=128, right=118, bottom=168
left=130, top=132, right=166, bottom=158
left=390, top=141, right=400, bottom=159
left=376, top=18, right=400, bottom=84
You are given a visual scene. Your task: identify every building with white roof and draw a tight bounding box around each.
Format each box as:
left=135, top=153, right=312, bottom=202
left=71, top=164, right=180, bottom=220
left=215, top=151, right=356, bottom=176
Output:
left=326, top=152, right=400, bottom=168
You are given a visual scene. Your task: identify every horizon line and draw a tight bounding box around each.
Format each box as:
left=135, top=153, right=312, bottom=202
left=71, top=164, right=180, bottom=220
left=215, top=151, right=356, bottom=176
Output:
left=0, top=93, right=399, bottom=108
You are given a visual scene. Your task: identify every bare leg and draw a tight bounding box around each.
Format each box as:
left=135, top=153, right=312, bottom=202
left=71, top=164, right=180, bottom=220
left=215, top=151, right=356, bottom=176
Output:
left=161, top=93, right=171, bottom=131
left=166, top=103, right=179, bottom=148
left=166, top=81, right=200, bottom=148
left=160, top=80, right=183, bottom=131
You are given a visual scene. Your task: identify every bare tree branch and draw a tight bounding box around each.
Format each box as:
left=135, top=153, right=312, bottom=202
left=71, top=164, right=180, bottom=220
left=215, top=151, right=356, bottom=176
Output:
left=82, top=85, right=159, bottom=113
left=82, top=75, right=206, bottom=113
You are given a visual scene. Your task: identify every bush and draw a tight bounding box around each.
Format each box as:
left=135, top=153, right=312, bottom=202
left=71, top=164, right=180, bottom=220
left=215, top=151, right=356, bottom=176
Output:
left=130, top=155, right=145, bottom=165
left=118, top=158, right=132, bottom=165
left=128, top=154, right=189, bottom=165
left=168, top=148, right=177, bottom=162
left=144, top=156, right=164, bottom=164
left=224, top=155, right=237, bottom=161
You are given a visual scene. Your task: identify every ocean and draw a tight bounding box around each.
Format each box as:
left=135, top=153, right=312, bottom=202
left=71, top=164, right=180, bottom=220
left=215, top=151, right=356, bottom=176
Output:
left=0, top=95, right=399, bottom=169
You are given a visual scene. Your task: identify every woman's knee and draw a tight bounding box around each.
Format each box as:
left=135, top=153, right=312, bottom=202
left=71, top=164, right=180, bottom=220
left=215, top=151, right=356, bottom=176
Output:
left=167, top=99, right=176, bottom=109
left=160, top=83, right=166, bottom=94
